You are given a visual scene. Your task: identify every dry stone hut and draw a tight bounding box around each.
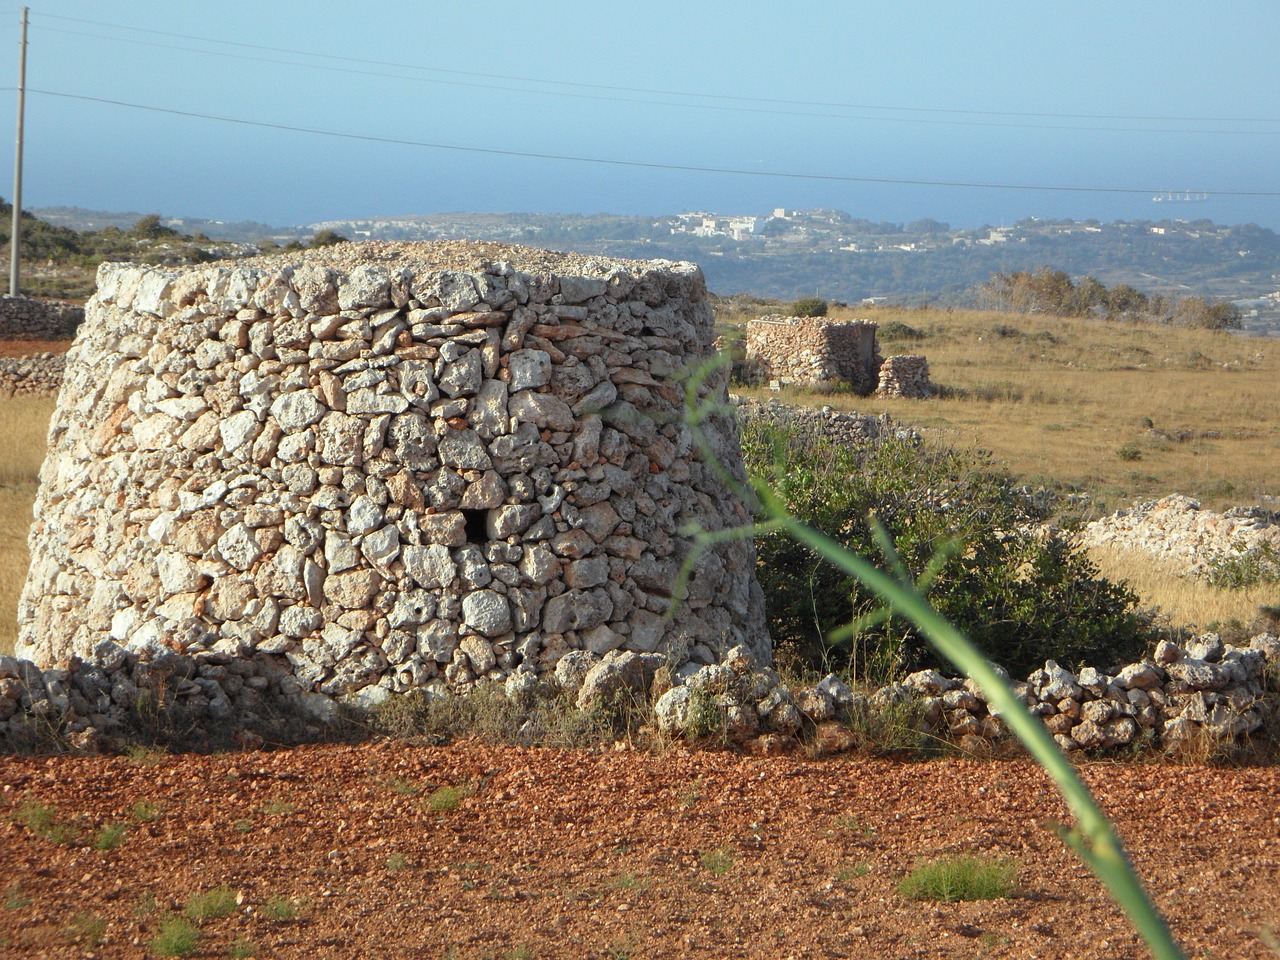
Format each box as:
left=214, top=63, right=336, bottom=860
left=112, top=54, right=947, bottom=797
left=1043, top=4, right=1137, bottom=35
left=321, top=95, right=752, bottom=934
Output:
left=744, top=315, right=935, bottom=398
left=17, top=241, right=769, bottom=710
left=744, top=316, right=879, bottom=393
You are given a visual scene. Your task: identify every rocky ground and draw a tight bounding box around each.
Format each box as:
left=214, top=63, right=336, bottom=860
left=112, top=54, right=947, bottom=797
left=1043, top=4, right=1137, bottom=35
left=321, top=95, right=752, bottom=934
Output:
left=2, top=741, right=1277, bottom=959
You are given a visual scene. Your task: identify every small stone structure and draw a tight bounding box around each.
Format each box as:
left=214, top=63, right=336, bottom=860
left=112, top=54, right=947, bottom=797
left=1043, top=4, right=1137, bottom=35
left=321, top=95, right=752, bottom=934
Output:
left=17, top=241, right=769, bottom=719
left=744, top=316, right=879, bottom=393
left=0, top=294, right=84, bottom=339
left=744, top=316, right=935, bottom=398
left=875, top=355, right=935, bottom=399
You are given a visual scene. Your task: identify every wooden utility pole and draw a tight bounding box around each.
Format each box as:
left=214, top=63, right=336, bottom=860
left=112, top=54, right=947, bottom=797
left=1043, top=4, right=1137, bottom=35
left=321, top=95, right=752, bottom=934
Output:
left=9, top=6, right=28, bottom=296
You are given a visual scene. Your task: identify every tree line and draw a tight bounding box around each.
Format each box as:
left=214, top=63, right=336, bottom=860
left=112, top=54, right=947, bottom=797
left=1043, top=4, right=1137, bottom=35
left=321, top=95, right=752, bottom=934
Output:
left=977, top=267, right=1242, bottom=330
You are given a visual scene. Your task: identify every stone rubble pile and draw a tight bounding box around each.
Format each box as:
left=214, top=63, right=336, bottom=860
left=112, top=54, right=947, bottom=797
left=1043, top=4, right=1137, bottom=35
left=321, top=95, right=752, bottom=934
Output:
left=875, top=355, right=935, bottom=399
left=17, top=241, right=769, bottom=723
left=0, top=294, right=84, bottom=339
left=0, top=352, right=66, bottom=397
left=744, top=316, right=880, bottom=393
left=1081, top=495, right=1280, bottom=580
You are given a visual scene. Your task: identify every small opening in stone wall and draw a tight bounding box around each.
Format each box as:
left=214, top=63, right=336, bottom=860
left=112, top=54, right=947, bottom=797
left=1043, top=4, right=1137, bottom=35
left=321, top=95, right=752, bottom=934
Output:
left=462, top=509, right=488, bottom=544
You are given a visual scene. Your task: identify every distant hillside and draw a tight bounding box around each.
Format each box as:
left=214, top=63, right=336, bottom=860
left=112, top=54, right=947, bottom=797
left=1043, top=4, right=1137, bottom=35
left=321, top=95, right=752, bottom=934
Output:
left=29, top=206, right=1280, bottom=334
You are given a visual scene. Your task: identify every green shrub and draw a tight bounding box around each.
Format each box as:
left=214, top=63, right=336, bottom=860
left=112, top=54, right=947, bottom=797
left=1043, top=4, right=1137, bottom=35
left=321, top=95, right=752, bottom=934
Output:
left=743, top=421, right=1149, bottom=680
left=185, top=886, right=238, bottom=923
left=790, top=297, right=828, bottom=318
left=897, top=856, right=1017, bottom=901
left=151, top=917, right=200, bottom=957
left=877, top=321, right=926, bottom=341
left=1207, top=544, right=1280, bottom=589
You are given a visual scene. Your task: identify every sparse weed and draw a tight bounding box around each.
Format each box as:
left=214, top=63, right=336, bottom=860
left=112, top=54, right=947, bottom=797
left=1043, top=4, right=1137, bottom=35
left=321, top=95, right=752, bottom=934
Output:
left=151, top=916, right=201, bottom=957
left=426, top=783, right=472, bottom=814
left=185, top=886, right=239, bottom=923
left=123, top=743, right=165, bottom=766
left=262, top=895, right=301, bottom=921
left=232, top=818, right=254, bottom=834
left=259, top=799, right=296, bottom=817
left=15, top=800, right=79, bottom=845
left=833, top=813, right=874, bottom=838
left=835, top=863, right=870, bottom=882
left=132, top=800, right=162, bottom=823
left=613, top=873, right=648, bottom=892
left=64, top=913, right=107, bottom=947
left=897, top=855, right=1018, bottom=902
left=3, top=883, right=31, bottom=909
left=387, top=853, right=412, bottom=873
left=228, top=938, right=259, bottom=959
left=675, top=779, right=704, bottom=810
left=699, top=847, right=735, bottom=876
left=386, top=778, right=421, bottom=796
left=92, top=823, right=129, bottom=850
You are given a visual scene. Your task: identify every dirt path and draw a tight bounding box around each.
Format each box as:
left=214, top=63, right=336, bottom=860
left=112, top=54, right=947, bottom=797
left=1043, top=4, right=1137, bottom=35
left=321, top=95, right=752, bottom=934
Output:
left=1, top=742, right=1277, bottom=959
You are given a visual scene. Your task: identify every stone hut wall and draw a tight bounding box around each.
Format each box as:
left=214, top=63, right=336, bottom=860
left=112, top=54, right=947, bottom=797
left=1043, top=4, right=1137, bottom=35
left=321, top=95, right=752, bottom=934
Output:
left=17, top=241, right=769, bottom=716
left=744, top=316, right=879, bottom=393
left=0, top=295, right=84, bottom=339
left=875, top=355, right=935, bottom=398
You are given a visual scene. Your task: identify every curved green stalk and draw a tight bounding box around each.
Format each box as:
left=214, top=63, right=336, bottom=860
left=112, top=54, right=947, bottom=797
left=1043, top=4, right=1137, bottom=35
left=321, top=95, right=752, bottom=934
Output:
left=765, top=487, right=1185, bottom=960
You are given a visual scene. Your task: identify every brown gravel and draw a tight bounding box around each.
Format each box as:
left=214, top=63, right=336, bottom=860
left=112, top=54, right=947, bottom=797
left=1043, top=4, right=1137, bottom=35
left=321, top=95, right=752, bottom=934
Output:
left=2, top=743, right=1277, bottom=959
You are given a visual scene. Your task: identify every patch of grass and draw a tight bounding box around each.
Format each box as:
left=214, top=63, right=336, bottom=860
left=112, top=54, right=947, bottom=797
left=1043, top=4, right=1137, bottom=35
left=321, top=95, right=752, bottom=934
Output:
left=185, top=886, right=239, bottom=923
left=699, top=846, right=735, bottom=876
left=64, top=913, right=107, bottom=947
left=3, top=883, right=31, bottom=909
left=151, top=917, right=201, bottom=957
left=897, top=855, right=1018, bottom=902
left=228, top=938, right=259, bottom=959
left=386, top=853, right=412, bottom=873
left=259, top=799, right=296, bottom=817
left=92, top=823, right=129, bottom=850
left=675, top=779, right=704, bottom=810
left=613, top=873, right=648, bottom=892
left=386, top=778, right=421, bottom=796
left=15, top=800, right=79, bottom=845
left=426, top=783, right=472, bottom=814
left=261, top=895, right=301, bottom=921
left=132, top=800, right=162, bottom=823
left=123, top=744, right=166, bottom=766
left=833, top=813, right=874, bottom=838
left=835, top=863, right=870, bottom=882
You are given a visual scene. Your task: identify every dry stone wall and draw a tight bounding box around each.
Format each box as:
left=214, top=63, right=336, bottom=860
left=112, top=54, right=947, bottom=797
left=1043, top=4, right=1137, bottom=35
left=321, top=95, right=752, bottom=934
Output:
left=744, top=316, right=879, bottom=393
left=0, top=352, right=65, bottom=397
left=0, top=295, right=84, bottom=339
left=17, top=241, right=768, bottom=719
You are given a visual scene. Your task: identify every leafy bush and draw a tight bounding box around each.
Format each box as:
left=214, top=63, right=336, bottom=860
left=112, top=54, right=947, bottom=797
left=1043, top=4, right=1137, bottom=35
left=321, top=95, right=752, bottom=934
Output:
left=742, top=420, right=1149, bottom=680
left=1207, top=544, right=1280, bottom=589
left=790, top=297, right=828, bottom=318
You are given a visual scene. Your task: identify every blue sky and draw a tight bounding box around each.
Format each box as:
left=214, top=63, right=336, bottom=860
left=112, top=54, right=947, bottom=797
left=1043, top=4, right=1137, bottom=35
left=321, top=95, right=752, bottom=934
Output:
left=2, top=1, right=1278, bottom=230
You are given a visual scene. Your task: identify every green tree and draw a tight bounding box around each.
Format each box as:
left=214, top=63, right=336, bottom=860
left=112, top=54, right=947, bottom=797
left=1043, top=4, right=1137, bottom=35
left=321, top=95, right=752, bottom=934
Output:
left=131, top=214, right=178, bottom=240
left=309, top=229, right=349, bottom=248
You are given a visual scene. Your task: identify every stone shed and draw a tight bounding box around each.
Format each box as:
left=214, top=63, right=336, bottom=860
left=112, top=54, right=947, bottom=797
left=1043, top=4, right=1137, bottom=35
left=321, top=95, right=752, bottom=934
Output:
left=744, top=316, right=879, bottom=393
left=17, top=241, right=769, bottom=708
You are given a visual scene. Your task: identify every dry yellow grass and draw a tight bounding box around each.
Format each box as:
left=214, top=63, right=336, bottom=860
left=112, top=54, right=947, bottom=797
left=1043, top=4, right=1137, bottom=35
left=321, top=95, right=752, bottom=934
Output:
left=0, top=396, right=55, bottom=656
left=728, top=304, right=1280, bottom=514
left=1087, top=542, right=1279, bottom=636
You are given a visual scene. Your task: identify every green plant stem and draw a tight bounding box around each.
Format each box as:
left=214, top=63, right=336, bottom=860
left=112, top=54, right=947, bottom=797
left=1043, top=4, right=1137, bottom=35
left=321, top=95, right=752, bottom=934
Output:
left=768, top=494, right=1185, bottom=960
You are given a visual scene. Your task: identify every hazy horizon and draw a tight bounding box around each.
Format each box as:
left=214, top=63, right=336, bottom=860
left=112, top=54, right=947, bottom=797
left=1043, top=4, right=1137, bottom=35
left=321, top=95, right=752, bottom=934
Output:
left=5, top=2, right=1279, bottom=231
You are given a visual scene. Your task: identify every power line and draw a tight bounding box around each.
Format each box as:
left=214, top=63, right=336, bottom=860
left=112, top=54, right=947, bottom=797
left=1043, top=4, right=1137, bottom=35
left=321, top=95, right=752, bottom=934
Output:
left=30, top=87, right=1280, bottom=198
left=40, top=24, right=1280, bottom=136
left=32, top=11, right=1280, bottom=128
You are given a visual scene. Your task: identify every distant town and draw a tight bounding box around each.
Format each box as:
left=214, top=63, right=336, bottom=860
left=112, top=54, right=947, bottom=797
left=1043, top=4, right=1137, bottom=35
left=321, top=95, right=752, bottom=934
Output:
left=35, top=205, right=1280, bottom=336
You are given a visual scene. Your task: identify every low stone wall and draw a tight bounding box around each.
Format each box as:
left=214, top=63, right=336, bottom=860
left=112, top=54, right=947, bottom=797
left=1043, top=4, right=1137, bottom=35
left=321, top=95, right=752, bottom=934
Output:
left=1082, top=495, right=1280, bottom=580
left=875, top=355, right=935, bottom=398
left=6, top=630, right=1273, bottom=757
left=646, top=631, right=1280, bottom=756
left=733, top=396, right=917, bottom=446
left=0, top=352, right=66, bottom=397
left=0, top=295, right=84, bottom=339
left=744, top=316, right=879, bottom=393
